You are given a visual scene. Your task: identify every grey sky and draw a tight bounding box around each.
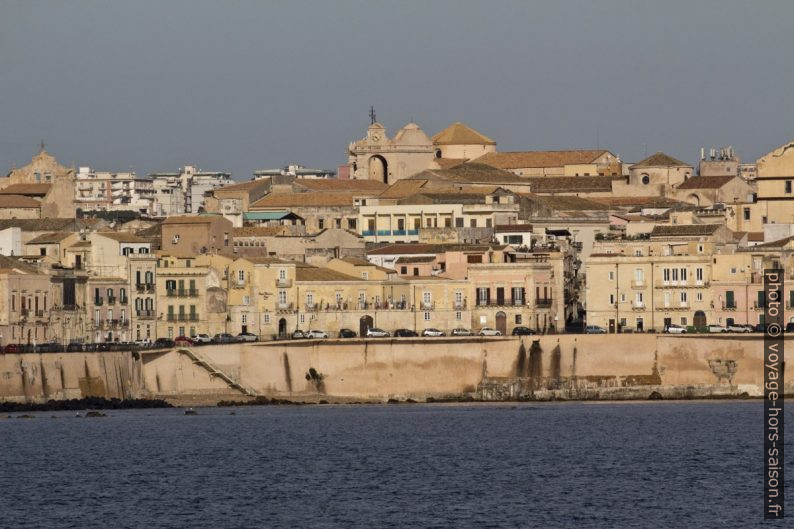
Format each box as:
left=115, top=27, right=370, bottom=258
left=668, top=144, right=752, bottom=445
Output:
left=1, top=0, right=793, bottom=180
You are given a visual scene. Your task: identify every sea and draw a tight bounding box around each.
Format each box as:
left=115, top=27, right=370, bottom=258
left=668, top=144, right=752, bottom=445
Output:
left=1, top=401, right=790, bottom=528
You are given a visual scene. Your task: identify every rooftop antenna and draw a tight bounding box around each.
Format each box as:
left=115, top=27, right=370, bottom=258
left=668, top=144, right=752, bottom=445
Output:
left=369, top=106, right=377, bottom=125
left=39, top=139, right=46, bottom=152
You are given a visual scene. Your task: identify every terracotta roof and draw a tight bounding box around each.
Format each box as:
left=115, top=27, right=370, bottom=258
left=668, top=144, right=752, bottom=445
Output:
left=162, top=215, right=224, bottom=225
left=95, top=231, right=148, bottom=243
left=592, top=197, right=683, bottom=208
left=26, top=232, right=73, bottom=244
left=0, top=218, right=77, bottom=231
left=251, top=192, right=359, bottom=208
left=238, top=256, right=291, bottom=264
left=434, top=158, right=468, bottom=169
left=293, top=179, right=387, bottom=192
left=525, top=176, right=616, bottom=193
left=523, top=194, right=611, bottom=210
left=0, top=255, right=39, bottom=274
left=431, top=122, right=496, bottom=145
left=395, top=255, right=436, bottom=264
left=0, top=183, right=52, bottom=196
left=378, top=179, right=430, bottom=199
left=135, top=224, right=162, bottom=238
left=212, top=179, right=270, bottom=195
left=495, top=224, right=533, bottom=233
left=747, top=232, right=765, bottom=242
left=631, top=152, right=689, bottom=168
left=413, top=163, right=530, bottom=185
left=368, top=243, right=495, bottom=255
left=0, top=195, right=41, bottom=208
left=232, top=226, right=290, bottom=237
left=753, top=235, right=794, bottom=248
left=676, top=175, right=736, bottom=190
left=295, top=265, right=361, bottom=282
left=474, top=150, right=610, bottom=169
left=650, top=224, right=721, bottom=237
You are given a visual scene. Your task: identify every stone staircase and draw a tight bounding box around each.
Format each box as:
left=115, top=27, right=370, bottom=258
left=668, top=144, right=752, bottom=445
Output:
left=176, top=347, right=258, bottom=397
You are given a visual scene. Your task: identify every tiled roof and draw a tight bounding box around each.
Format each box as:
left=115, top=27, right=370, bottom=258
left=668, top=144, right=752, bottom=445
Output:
left=0, top=183, right=52, bottom=196
left=753, top=235, right=794, bottom=248
left=395, top=255, right=436, bottom=264
left=95, top=231, right=148, bottom=243
left=135, top=224, right=162, bottom=238
left=431, top=122, right=496, bottom=145
left=232, top=226, right=290, bottom=237
left=495, top=224, right=533, bottom=233
left=523, top=194, right=611, bottom=210
left=676, top=175, right=736, bottom=190
left=434, top=158, right=468, bottom=169
left=0, top=255, right=39, bottom=274
left=474, top=150, right=609, bottom=169
left=295, top=265, right=361, bottom=282
left=251, top=192, right=359, bottom=208
left=650, top=224, right=721, bottom=237
left=368, top=243, right=495, bottom=255
left=413, top=163, right=530, bottom=184
left=631, top=152, right=689, bottom=168
left=162, top=215, right=223, bottom=225
left=239, top=256, right=291, bottom=264
left=378, top=179, right=430, bottom=199
left=0, top=195, right=41, bottom=208
left=26, top=232, right=73, bottom=244
left=592, top=196, right=683, bottom=208
left=339, top=257, right=395, bottom=273
left=747, top=232, right=765, bottom=242
left=0, top=218, right=77, bottom=231
left=525, top=176, right=617, bottom=193
left=293, top=179, right=387, bottom=192
left=69, top=240, right=92, bottom=248
left=212, top=179, right=270, bottom=195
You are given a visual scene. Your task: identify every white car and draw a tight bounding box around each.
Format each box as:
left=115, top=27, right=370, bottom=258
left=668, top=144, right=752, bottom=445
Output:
left=366, top=327, right=390, bottom=338
left=707, top=324, right=727, bottom=333
left=134, top=338, right=152, bottom=347
left=478, top=327, right=502, bottom=336
left=664, top=324, right=687, bottom=334
left=727, top=324, right=752, bottom=333
left=451, top=327, right=473, bottom=336
left=421, top=328, right=445, bottom=337
left=306, top=330, right=329, bottom=339
left=193, top=333, right=212, bottom=344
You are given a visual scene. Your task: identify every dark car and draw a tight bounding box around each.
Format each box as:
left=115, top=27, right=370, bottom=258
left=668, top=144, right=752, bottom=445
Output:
left=394, top=328, right=418, bottom=337
left=174, top=336, right=194, bottom=346
left=96, top=342, right=112, bottom=351
left=212, top=333, right=236, bottom=344
left=754, top=323, right=767, bottom=333
left=154, top=338, right=175, bottom=349
left=338, top=328, right=357, bottom=338
left=3, top=343, right=20, bottom=354
left=786, top=322, right=794, bottom=333
left=66, top=342, right=85, bottom=352
left=511, top=326, right=536, bottom=336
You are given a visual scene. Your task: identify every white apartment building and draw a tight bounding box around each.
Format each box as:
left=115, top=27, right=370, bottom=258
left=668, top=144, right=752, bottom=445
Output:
left=75, top=166, right=155, bottom=214
left=150, top=165, right=232, bottom=216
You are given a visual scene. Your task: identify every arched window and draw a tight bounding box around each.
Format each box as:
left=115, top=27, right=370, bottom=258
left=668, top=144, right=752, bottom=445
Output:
left=145, top=271, right=153, bottom=284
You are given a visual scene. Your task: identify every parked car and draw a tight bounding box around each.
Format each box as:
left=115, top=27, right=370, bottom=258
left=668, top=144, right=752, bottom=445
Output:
left=191, top=334, right=211, bottom=344
left=451, top=327, right=473, bottom=336
left=511, top=326, right=536, bottom=336
left=727, top=324, right=752, bottom=333
left=584, top=325, right=608, bottom=334
left=174, top=336, right=194, bottom=346
left=305, top=330, right=328, bottom=339
left=564, top=322, right=586, bottom=334
left=394, top=328, right=418, bottom=337
left=338, top=328, right=357, bottom=338
left=478, top=327, right=502, bottom=336
left=707, top=324, right=727, bottom=333
left=366, top=327, right=390, bottom=338
left=3, top=343, right=20, bottom=354
left=787, top=322, right=794, bottom=333
left=754, top=323, right=767, bottom=333
left=212, top=333, right=236, bottom=344
left=133, top=338, right=152, bottom=348
left=96, top=342, right=112, bottom=351
left=66, top=342, right=86, bottom=352
left=421, top=328, right=445, bottom=337
left=154, top=338, right=175, bottom=348
left=291, top=330, right=306, bottom=340
left=664, top=324, right=687, bottom=334
left=236, top=332, right=259, bottom=342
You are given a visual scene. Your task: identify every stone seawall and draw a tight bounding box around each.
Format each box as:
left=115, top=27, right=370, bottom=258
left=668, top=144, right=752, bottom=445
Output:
left=0, top=351, right=140, bottom=403
left=2, top=336, right=791, bottom=403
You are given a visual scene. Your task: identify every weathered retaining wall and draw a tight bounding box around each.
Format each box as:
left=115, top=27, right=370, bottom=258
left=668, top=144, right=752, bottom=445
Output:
left=2, top=336, right=791, bottom=403
left=0, top=351, right=140, bottom=403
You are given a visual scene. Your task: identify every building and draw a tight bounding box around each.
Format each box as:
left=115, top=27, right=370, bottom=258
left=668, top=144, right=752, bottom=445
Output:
left=0, top=147, right=77, bottom=218
left=161, top=215, right=234, bottom=258
left=627, top=152, right=693, bottom=188
left=347, top=122, right=437, bottom=183
left=150, top=165, right=232, bottom=216
left=74, top=166, right=154, bottom=214
left=253, top=164, right=336, bottom=180
left=430, top=122, right=496, bottom=164
left=474, top=150, right=620, bottom=177
left=0, top=256, right=55, bottom=347
left=673, top=175, right=754, bottom=208
left=754, top=140, right=794, bottom=225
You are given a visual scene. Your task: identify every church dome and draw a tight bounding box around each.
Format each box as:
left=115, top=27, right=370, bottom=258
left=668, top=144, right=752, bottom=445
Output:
left=393, top=122, right=431, bottom=146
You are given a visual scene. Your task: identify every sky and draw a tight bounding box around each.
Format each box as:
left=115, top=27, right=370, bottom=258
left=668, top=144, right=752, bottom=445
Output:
left=1, top=0, right=793, bottom=180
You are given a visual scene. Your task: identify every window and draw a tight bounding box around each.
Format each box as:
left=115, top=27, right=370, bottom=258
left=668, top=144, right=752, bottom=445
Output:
left=243, top=295, right=250, bottom=305
left=470, top=219, right=477, bottom=228
left=238, top=270, right=245, bottom=283
left=362, top=272, right=368, bottom=280
left=455, top=218, right=464, bottom=228
left=278, top=269, right=286, bottom=280
left=743, top=208, right=751, bottom=221
left=94, top=309, right=100, bottom=323
left=697, top=245, right=704, bottom=254
left=634, top=268, right=644, bottom=283
left=696, top=268, right=703, bottom=282
left=635, top=293, right=644, bottom=305
left=641, top=174, right=650, bottom=185
left=634, top=249, right=642, bottom=257
left=401, top=266, right=407, bottom=274
left=335, top=292, right=343, bottom=305
left=515, top=315, right=522, bottom=324
left=696, top=292, right=703, bottom=302
left=306, top=292, right=314, bottom=306
left=335, top=218, right=341, bottom=229
left=455, top=311, right=462, bottom=321
left=423, top=291, right=432, bottom=304
left=423, top=312, right=431, bottom=321
left=318, top=219, right=324, bottom=230
left=608, top=271, right=615, bottom=281
left=680, top=317, right=687, bottom=326
left=620, top=293, right=626, bottom=303
left=348, top=218, right=357, bottom=230
left=172, top=234, right=180, bottom=244
left=278, top=290, right=287, bottom=304
left=263, top=314, right=270, bottom=324
left=241, top=314, right=247, bottom=324
left=299, top=314, right=305, bottom=324
left=680, top=292, right=688, bottom=303
left=786, top=180, right=792, bottom=194
left=609, top=294, right=615, bottom=305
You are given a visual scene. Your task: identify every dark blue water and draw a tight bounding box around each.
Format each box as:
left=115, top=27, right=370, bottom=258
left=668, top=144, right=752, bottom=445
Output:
left=1, top=401, right=790, bottom=528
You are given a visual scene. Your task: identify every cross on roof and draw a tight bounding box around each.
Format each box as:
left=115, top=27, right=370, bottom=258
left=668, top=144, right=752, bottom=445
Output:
left=369, top=106, right=376, bottom=125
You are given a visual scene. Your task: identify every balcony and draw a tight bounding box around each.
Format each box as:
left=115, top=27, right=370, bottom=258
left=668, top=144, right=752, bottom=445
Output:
left=632, top=303, right=645, bottom=311
left=166, top=289, right=199, bottom=297
left=94, top=298, right=103, bottom=306
left=107, top=297, right=116, bottom=305
left=136, top=309, right=155, bottom=319
left=119, top=297, right=128, bottom=305
left=189, top=314, right=198, bottom=322
left=305, top=303, right=318, bottom=312
left=535, top=299, right=553, bottom=308
left=420, top=302, right=435, bottom=311
left=277, top=302, right=294, bottom=312
left=36, top=310, right=45, bottom=318
left=276, top=278, right=292, bottom=288
left=722, top=303, right=737, bottom=311
left=631, top=280, right=645, bottom=289
left=453, top=301, right=467, bottom=310
left=135, top=283, right=155, bottom=293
